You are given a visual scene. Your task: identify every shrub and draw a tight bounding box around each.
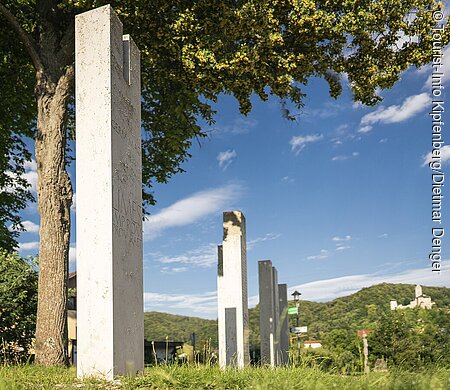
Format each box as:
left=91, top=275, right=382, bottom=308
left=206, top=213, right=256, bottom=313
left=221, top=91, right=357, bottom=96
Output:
left=0, top=250, right=38, bottom=363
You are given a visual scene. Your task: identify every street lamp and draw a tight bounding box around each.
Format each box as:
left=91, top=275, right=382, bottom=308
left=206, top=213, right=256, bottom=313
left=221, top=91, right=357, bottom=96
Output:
left=291, top=290, right=301, bottom=362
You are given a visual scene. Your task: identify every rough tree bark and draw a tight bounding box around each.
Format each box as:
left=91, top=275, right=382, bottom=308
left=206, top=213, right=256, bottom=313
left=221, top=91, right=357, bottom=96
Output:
left=34, top=66, right=74, bottom=366
left=0, top=2, right=74, bottom=365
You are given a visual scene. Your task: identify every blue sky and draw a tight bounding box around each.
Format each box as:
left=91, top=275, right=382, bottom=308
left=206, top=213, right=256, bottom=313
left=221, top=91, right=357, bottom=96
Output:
left=17, top=40, right=450, bottom=320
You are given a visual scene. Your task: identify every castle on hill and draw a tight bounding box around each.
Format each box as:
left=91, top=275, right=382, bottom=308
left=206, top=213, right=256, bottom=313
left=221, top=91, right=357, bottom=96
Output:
left=390, top=285, right=435, bottom=310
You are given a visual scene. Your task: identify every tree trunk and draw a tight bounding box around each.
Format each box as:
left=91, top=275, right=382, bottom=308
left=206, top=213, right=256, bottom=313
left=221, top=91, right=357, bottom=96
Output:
left=34, top=66, right=74, bottom=366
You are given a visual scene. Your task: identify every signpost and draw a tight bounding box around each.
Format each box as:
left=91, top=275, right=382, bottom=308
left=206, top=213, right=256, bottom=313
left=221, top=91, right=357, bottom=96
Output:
left=290, top=326, right=307, bottom=334
left=288, top=307, right=298, bottom=315
left=291, top=291, right=301, bottom=362
left=357, top=329, right=371, bottom=337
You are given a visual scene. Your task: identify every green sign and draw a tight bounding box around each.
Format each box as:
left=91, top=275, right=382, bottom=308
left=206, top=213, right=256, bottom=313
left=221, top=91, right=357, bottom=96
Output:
left=288, top=307, right=298, bottom=315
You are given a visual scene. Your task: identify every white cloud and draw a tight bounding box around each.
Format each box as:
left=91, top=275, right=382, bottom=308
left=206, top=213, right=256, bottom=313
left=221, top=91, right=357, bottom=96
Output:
left=422, top=145, right=450, bottom=166
left=2, top=159, right=38, bottom=195
left=288, top=260, right=450, bottom=302
left=19, top=241, right=39, bottom=251
left=331, top=153, right=358, bottom=162
left=247, top=233, right=281, bottom=250
left=214, top=118, right=258, bottom=135
left=335, top=124, right=349, bottom=132
left=281, top=176, right=295, bottom=183
left=248, top=294, right=259, bottom=308
left=360, top=93, right=431, bottom=126
left=160, top=266, right=188, bottom=274
left=217, top=149, right=237, bottom=170
left=143, top=291, right=217, bottom=315
left=305, top=101, right=344, bottom=119
left=71, top=193, right=76, bottom=211
left=23, top=159, right=38, bottom=194
left=290, top=134, right=323, bottom=154
left=306, top=249, right=329, bottom=261
left=358, top=125, right=373, bottom=133
left=333, top=236, right=352, bottom=251
left=378, top=233, right=388, bottom=239
left=22, top=220, right=39, bottom=233
left=331, top=155, right=349, bottom=161
left=143, top=183, right=243, bottom=239
left=156, top=244, right=218, bottom=268
left=332, top=235, right=352, bottom=242
left=23, top=160, right=36, bottom=172
left=69, top=245, right=76, bottom=266
left=154, top=232, right=281, bottom=271
left=379, top=138, right=388, bottom=144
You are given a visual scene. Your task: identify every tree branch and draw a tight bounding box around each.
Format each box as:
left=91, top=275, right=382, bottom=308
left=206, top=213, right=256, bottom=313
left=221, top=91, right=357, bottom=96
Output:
left=0, top=3, right=44, bottom=72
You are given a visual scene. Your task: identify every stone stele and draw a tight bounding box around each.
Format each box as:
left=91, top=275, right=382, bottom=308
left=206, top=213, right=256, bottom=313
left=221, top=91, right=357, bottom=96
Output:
left=258, top=260, right=276, bottom=366
left=75, top=4, right=143, bottom=379
left=217, top=211, right=250, bottom=368
left=277, top=283, right=290, bottom=365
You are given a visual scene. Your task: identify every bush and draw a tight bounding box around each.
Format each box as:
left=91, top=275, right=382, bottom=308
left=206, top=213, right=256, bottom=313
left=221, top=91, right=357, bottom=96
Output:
left=336, top=350, right=359, bottom=374
left=369, top=308, right=450, bottom=370
left=0, top=250, right=38, bottom=363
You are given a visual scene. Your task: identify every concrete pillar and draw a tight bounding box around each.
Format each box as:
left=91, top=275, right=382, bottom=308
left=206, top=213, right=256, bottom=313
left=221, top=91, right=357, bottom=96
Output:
left=278, top=284, right=289, bottom=365
left=217, top=211, right=249, bottom=368
left=272, top=267, right=280, bottom=364
left=75, top=5, right=143, bottom=379
left=258, top=260, right=275, bottom=366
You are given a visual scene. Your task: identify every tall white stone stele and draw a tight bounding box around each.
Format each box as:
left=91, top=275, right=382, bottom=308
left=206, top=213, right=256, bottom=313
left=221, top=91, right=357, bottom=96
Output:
left=217, top=211, right=250, bottom=368
left=75, top=5, right=143, bottom=380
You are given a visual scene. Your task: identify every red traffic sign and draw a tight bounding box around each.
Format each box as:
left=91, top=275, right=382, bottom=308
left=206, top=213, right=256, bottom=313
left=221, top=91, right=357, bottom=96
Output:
left=357, top=329, right=371, bottom=337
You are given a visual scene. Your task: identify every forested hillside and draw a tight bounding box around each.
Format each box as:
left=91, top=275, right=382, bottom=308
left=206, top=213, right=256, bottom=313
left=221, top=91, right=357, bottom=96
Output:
left=145, top=283, right=450, bottom=359
left=144, top=311, right=218, bottom=349
left=293, top=283, right=450, bottom=340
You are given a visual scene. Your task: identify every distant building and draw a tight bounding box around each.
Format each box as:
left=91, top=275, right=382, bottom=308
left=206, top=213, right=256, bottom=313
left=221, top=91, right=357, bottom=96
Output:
left=304, top=340, right=322, bottom=349
left=68, top=272, right=77, bottom=364
left=390, top=285, right=434, bottom=310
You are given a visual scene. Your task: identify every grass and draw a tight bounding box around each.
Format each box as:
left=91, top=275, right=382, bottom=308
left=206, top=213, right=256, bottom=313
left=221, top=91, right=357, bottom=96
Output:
left=1, top=364, right=450, bottom=389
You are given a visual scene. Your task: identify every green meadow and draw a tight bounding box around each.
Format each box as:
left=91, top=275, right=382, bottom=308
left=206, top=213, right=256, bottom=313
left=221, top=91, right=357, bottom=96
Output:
left=1, top=364, right=450, bottom=390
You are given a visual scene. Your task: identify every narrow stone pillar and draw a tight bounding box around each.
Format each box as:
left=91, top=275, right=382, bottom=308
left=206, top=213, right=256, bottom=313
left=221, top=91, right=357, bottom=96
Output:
left=75, top=5, right=143, bottom=379
left=272, top=267, right=280, bottom=364
left=278, top=284, right=290, bottom=365
left=258, top=260, right=275, bottom=366
left=217, top=211, right=250, bottom=368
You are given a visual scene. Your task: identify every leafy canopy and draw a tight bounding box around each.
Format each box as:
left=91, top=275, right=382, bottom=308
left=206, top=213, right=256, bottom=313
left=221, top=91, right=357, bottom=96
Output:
left=0, top=15, right=35, bottom=250
left=0, top=0, right=448, bottom=213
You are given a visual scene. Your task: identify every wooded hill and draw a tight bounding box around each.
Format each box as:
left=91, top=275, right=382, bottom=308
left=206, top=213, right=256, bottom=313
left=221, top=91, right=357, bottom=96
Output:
left=144, top=283, right=450, bottom=351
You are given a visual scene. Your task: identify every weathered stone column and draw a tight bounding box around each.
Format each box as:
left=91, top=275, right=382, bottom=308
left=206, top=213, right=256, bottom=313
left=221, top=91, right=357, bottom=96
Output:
left=278, top=284, right=290, bottom=365
left=272, top=266, right=280, bottom=364
left=75, top=5, right=143, bottom=379
left=217, top=211, right=250, bottom=368
left=258, top=260, right=275, bottom=366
